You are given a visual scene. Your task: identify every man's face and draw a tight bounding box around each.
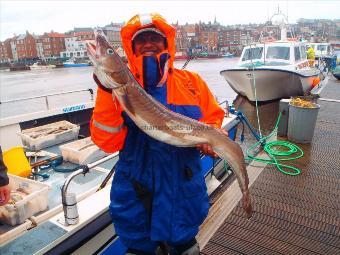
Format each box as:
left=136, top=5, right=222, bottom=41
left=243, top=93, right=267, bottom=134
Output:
left=133, top=31, right=166, bottom=57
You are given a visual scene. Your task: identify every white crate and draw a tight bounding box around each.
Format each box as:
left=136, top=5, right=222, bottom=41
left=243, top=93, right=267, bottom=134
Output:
left=0, top=174, right=51, bottom=226
left=59, top=137, right=110, bottom=165
left=20, top=120, right=80, bottom=151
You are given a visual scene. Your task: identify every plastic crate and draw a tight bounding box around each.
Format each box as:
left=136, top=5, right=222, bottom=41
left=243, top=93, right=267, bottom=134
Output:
left=0, top=174, right=51, bottom=226
left=19, top=120, right=80, bottom=151
left=59, top=137, right=110, bottom=165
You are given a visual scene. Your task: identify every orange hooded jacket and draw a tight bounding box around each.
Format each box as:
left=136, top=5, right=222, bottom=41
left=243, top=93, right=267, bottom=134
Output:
left=90, top=13, right=224, bottom=153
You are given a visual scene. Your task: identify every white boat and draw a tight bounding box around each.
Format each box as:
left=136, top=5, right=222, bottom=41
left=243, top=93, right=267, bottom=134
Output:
left=0, top=90, right=242, bottom=254
left=306, top=42, right=333, bottom=59
left=221, top=52, right=234, bottom=58
left=220, top=40, right=322, bottom=102
left=63, top=59, right=90, bottom=67
left=220, top=11, right=324, bottom=102
left=29, top=63, right=56, bottom=70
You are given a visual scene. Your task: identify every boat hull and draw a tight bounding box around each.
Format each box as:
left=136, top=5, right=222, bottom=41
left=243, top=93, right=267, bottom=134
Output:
left=63, top=63, right=89, bottom=67
left=30, top=65, right=56, bottom=70
left=220, top=68, right=318, bottom=101
left=333, top=66, right=340, bottom=80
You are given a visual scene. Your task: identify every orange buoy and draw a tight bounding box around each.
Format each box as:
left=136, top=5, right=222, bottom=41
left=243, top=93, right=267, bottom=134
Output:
left=312, top=77, right=320, bottom=88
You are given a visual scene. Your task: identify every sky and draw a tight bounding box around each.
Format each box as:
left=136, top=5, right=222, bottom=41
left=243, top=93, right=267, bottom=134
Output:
left=1, top=0, right=339, bottom=41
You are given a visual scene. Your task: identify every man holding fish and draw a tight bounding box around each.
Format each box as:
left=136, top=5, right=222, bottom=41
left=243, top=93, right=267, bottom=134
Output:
left=88, top=13, right=250, bottom=255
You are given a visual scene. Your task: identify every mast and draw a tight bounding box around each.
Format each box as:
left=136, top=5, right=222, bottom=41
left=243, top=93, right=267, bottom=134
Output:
left=270, top=6, right=288, bottom=41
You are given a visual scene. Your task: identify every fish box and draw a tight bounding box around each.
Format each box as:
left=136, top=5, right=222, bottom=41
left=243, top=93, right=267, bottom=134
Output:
left=0, top=174, right=51, bottom=226
left=59, top=137, right=110, bottom=165
left=20, top=120, right=80, bottom=151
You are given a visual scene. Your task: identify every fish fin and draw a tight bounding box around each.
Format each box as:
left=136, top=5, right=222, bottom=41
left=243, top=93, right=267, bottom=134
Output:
left=165, top=120, right=193, bottom=134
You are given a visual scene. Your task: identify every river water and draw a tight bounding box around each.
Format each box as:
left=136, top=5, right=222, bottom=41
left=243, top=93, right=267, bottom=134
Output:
left=0, top=58, right=280, bottom=142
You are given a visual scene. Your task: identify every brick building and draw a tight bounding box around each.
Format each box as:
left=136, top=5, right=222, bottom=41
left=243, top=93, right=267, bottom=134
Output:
left=41, top=32, right=65, bottom=58
left=14, top=32, right=38, bottom=61
left=0, top=38, right=13, bottom=63
left=102, top=23, right=123, bottom=47
left=197, top=22, right=219, bottom=52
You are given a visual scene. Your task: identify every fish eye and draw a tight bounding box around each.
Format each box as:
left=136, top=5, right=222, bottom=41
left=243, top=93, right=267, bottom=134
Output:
left=107, top=48, right=114, bottom=55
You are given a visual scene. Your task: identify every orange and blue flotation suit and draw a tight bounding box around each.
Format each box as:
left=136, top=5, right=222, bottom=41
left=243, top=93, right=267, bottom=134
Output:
left=90, top=13, right=224, bottom=250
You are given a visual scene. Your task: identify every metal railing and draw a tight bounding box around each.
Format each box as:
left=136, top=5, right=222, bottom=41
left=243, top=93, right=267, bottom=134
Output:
left=61, top=153, right=118, bottom=226
left=0, top=88, right=94, bottom=110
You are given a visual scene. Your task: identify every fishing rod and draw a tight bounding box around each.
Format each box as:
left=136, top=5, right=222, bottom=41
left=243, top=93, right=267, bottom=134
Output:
left=96, top=160, right=118, bottom=191
left=181, top=51, right=198, bottom=70
left=30, top=155, right=62, bottom=169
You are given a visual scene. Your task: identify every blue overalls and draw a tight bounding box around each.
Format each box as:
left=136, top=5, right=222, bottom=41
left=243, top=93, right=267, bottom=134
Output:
left=109, top=54, right=209, bottom=253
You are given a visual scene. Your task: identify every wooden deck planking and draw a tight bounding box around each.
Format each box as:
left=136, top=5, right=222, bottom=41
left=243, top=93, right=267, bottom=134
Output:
left=201, top=77, right=340, bottom=255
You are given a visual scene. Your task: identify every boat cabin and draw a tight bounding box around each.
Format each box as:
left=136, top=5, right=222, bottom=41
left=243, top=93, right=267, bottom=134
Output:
left=239, top=41, right=309, bottom=70
left=306, top=42, right=333, bottom=58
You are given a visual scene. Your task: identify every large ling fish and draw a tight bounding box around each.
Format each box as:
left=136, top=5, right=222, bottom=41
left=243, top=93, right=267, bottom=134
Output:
left=87, top=31, right=252, bottom=218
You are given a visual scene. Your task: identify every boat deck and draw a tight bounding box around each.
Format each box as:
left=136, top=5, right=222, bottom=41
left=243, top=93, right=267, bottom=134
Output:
left=201, top=77, right=340, bottom=254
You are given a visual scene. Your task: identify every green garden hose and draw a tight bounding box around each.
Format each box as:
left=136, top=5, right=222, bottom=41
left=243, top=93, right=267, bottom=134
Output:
left=246, top=112, right=303, bottom=176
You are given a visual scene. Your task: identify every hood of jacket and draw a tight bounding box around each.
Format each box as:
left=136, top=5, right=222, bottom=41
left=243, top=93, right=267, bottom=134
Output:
left=120, top=13, right=176, bottom=85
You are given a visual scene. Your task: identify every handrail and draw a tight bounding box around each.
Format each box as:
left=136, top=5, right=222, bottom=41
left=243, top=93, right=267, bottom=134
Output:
left=0, top=88, right=94, bottom=105
left=61, top=152, right=118, bottom=226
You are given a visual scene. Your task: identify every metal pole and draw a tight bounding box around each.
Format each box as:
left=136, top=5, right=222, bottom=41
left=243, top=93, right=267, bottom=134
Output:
left=61, top=153, right=118, bottom=225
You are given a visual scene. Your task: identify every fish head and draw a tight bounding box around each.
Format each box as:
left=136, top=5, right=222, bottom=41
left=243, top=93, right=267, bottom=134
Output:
left=87, top=29, right=129, bottom=88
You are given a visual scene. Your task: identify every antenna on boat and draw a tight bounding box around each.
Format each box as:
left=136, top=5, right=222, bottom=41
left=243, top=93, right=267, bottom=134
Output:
left=270, top=6, right=288, bottom=41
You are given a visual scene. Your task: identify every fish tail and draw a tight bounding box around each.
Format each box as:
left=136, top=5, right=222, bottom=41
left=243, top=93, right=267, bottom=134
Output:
left=214, top=142, right=253, bottom=219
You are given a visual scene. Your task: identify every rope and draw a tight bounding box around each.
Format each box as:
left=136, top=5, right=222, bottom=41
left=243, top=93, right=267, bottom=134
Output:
left=251, top=62, right=263, bottom=138
left=246, top=112, right=303, bottom=176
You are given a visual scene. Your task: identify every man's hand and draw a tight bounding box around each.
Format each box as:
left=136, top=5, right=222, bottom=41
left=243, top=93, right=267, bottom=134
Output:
left=0, top=185, right=10, bottom=206
left=196, top=129, right=228, bottom=158
left=93, top=74, right=112, bottom=92
left=196, top=144, right=218, bottom=158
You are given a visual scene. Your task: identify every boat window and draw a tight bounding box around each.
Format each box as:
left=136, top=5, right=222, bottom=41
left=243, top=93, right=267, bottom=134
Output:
left=317, top=45, right=328, bottom=52
left=294, top=46, right=301, bottom=61
left=300, top=46, right=307, bottom=59
left=242, top=47, right=263, bottom=61
left=266, top=46, right=290, bottom=60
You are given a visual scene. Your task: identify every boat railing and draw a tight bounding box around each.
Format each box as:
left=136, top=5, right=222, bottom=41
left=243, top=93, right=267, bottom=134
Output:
left=0, top=88, right=94, bottom=110
left=0, top=88, right=95, bottom=127
left=61, top=152, right=118, bottom=226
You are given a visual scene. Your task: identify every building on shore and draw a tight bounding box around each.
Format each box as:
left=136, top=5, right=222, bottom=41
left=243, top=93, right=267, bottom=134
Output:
left=40, top=31, right=66, bottom=60
left=0, top=38, right=13, bottom=63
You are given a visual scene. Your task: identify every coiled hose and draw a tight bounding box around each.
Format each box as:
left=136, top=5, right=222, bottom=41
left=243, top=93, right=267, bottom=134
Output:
left=246, top=112, right=304, bottom=176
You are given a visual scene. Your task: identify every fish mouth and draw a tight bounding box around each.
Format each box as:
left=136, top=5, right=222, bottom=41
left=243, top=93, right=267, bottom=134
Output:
left=88, top=35, right=128, bottom=86
left=86, top=41, right=122, bottom=74
left=86, top=41, right=97, bottom=61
